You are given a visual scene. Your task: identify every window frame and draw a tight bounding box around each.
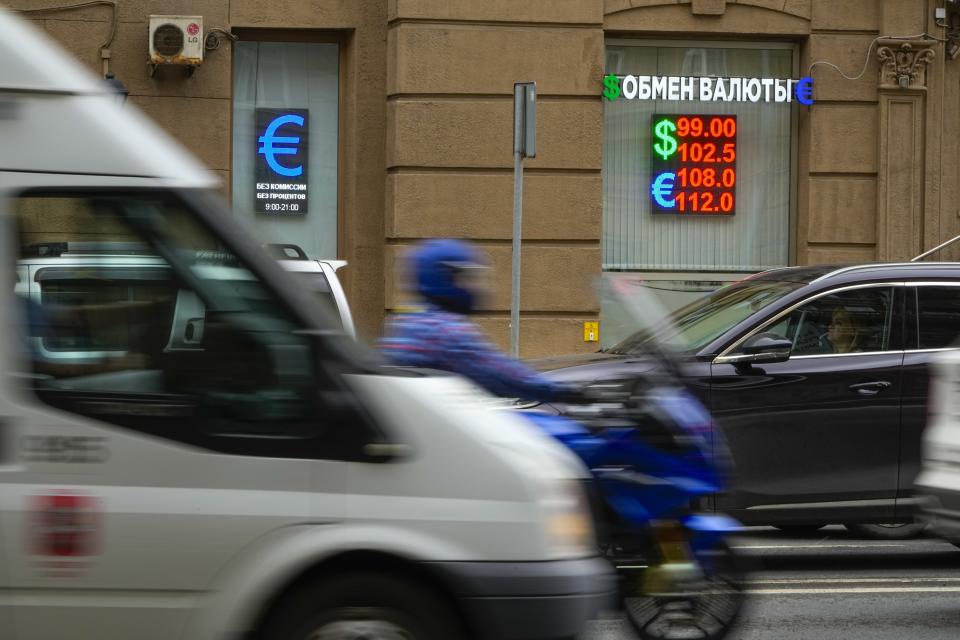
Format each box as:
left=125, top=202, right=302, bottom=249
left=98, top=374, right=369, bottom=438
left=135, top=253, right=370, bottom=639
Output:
left=32, top=265, right=177, bottom=357
left=906, top=281, right=960, bottom=353
left=713, top=282, right=907, bottom=364
left=230, top=28, right=348, bottom=261
left=603, top=38, right=801, bottom=271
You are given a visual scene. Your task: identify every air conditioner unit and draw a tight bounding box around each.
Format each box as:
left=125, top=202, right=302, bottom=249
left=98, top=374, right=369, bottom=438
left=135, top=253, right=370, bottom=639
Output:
left=149, top=15, right=203, bottom=72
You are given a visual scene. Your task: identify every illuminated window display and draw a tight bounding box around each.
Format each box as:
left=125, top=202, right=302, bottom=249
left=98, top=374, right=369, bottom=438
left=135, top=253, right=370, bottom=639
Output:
left=603, top=42, right=795, bottom=273
left=232, top=41, right=339, bottom=258
left=650, top=115, right=737, bottom=215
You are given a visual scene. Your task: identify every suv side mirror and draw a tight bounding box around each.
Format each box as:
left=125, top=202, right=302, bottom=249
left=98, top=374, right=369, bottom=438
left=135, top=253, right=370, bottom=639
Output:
left=738, top=332, right=793, bottom=364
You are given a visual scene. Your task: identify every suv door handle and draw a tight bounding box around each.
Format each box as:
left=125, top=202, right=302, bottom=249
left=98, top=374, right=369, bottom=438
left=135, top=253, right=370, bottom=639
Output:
left=849, top=381, right=892, bottom=396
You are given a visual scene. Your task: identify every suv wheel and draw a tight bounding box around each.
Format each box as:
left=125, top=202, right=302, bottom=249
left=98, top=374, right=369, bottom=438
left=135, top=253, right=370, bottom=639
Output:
left=844, top=522, right=927, bottom=540
left=261, top=572, right=464, bottom=640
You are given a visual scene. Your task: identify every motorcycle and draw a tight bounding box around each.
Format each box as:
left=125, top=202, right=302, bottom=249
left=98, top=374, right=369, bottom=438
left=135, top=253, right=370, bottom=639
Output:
left=521, top=276, right=747, bottom=640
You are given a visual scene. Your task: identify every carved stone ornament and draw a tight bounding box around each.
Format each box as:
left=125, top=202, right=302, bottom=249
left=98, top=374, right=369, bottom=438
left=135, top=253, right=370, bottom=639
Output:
left=876, top=39, right=938, bottom=90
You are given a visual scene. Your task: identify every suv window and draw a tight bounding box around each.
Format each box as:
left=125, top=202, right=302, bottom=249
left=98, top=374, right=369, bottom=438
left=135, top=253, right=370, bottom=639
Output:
left=763, top=287, right=897, bottom=356
left=916, top=286, right=960, bottom=349
left=38, top=272, right=176, bottom=352
left=13, top=192, right=364, bottom=459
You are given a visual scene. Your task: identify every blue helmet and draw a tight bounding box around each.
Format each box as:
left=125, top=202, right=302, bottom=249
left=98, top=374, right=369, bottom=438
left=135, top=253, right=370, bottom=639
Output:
left=408, top=238, right=487, bottom=313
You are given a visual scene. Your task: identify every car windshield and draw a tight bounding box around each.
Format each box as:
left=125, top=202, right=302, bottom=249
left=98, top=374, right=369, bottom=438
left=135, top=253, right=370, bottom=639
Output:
left=608, top=279, right=806, bottom=354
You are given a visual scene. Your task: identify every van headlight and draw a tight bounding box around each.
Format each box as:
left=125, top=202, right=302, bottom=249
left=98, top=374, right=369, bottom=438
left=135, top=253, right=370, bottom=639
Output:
left=541, top=480, right=596, bottom=558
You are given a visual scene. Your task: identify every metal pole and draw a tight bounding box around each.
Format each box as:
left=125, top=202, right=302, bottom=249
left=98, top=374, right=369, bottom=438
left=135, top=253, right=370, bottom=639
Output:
left=510, top=84, right=526, bottom=357
left=911, top=232, right=960, bottom=262
left=511, top=148, right=523, bottom=357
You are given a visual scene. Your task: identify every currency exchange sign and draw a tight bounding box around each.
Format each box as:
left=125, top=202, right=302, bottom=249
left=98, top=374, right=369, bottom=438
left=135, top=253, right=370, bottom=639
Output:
left=255, top=108, right=309, bottom=215
left=649, top=114, right=737, bottom=216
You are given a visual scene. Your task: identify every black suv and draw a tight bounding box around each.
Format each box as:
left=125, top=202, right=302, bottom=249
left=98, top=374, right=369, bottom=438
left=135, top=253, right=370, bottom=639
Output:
left=534, top=263, right=960, bottom=538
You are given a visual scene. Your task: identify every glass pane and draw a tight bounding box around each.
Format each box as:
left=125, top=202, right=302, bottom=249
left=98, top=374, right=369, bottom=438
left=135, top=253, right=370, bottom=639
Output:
left=772, top=288, right=894, bottom=356
left=610, top=279, right=804, bottom=354
left=41, top=279, right=175, bottom=352
left=603, top=43, right=792, bottom=271
left=917, top=287, right=960, bottom=349
left=232, top=41, right=339, bottom=259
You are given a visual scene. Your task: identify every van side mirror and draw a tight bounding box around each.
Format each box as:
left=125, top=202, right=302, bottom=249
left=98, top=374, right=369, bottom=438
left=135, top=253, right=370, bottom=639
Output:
left=739, top=332, right=793, bottom=364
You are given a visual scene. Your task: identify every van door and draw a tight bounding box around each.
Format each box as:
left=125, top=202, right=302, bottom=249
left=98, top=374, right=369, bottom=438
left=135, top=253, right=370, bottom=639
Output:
left=2, top=188, right=356, bottom=640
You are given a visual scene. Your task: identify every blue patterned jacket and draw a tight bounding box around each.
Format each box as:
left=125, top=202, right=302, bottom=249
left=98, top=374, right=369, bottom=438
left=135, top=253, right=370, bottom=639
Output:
left=380, top=305, right=564, bottom=403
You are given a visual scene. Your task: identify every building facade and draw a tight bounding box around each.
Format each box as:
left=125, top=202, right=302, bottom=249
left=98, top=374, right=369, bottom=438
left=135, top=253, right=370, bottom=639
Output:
left=14, top=0, right=960, bottom=356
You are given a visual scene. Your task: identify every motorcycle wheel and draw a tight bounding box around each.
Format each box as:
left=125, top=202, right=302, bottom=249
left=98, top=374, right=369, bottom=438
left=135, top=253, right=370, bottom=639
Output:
left=621, top=540, right=746, bottom=640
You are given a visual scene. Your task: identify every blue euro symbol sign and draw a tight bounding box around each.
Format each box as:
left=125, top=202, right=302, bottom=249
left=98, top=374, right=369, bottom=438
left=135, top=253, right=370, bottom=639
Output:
left=258, top=114, right=305, bottom=177
left=651, top=172, right=676, bottom=209
left=795, top=77, right=814, bottom=106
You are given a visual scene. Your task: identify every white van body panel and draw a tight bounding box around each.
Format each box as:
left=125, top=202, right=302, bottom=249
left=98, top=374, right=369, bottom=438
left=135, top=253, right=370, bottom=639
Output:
left=0, top=396, right=344, bottom=640
left=345, top=375, right=589, bottom=557
left=186, top=373, right=590, bottom=640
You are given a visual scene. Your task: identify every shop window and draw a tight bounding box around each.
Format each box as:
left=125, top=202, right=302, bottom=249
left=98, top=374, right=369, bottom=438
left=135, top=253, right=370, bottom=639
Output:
left=232, top=40, right=339, bottom=259
left=603, top=42, right=794, bottom=272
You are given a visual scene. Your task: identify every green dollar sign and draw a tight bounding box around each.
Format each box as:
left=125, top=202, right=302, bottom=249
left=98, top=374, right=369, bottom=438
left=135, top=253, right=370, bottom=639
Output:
left=602, top=74, right=621, bottom=101
left=653, top=119, right=678, bottom=160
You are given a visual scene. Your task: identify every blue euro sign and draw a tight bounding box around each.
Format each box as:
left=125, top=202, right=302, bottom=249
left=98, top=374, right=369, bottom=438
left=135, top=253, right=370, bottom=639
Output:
left=795, top=77, right=814, bottom=106
left=258, top=114, right=305, bottom=177
left=651, top=172, right=676, bottom=209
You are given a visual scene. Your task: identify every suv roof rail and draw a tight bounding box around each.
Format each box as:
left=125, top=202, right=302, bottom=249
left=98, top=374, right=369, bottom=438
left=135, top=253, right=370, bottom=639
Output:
left=810, top=262, right=960, bottom=283
left=21, top=241, right=154, bottom=258
left=265, top=243, right=309, bottom=261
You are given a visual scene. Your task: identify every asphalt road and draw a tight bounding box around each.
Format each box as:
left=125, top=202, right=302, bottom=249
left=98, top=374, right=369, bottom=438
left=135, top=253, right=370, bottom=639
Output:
left=582, top=525, right=960, bottom=639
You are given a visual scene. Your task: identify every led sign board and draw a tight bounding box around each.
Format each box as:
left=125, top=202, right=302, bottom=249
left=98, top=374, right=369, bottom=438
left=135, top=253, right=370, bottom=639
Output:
left=255, top=108, right=309, bottom=214
left=602, top=75, right=814, bottom=105
left=650, top=114, right=737, bottom=215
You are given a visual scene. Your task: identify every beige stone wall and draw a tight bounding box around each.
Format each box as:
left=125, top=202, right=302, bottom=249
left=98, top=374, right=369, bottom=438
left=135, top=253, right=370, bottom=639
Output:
left=17, top=0, right=960, bottom=358
left=603, top=0, right=958, bottom=269
left=8, top=1, right=389, bottom=342
left=385, top=0, right=605, bottom=358
left=800, top=0, right=882, bottom=265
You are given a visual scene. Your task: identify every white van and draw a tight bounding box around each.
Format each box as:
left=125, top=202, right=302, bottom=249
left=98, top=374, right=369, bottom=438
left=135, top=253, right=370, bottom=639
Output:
left=915, top=351, right=960, bottom=546
left=0, top=11, right=614, bottom=640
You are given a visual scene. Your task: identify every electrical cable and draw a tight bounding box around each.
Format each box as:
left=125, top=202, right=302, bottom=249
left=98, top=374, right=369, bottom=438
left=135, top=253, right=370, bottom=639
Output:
left=205, top=27, right=239, bottom=52
left=808, top=32, right=947, bottom=80
left=12, top=1, right=117, bottom=54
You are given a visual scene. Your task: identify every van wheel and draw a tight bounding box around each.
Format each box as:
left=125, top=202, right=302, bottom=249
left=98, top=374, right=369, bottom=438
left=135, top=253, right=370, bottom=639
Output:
left=844, top=522, right=927, bottom=540
left=261, top=572, right=464, bottom=640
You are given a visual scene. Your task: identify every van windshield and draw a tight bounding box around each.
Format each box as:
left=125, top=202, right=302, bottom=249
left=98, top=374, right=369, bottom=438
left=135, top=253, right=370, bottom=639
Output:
left=608, top=279, right=805, bottom=355
left=13, top=190, right=369, bottom=450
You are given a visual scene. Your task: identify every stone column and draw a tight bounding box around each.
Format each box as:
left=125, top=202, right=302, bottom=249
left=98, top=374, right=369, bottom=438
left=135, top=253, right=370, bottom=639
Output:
left=875, top=38, right=937, bottom=261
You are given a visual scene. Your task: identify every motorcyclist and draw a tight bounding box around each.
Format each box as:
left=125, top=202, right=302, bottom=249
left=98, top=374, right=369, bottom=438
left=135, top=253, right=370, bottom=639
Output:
left=380, top=238, right=572, bottom=403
